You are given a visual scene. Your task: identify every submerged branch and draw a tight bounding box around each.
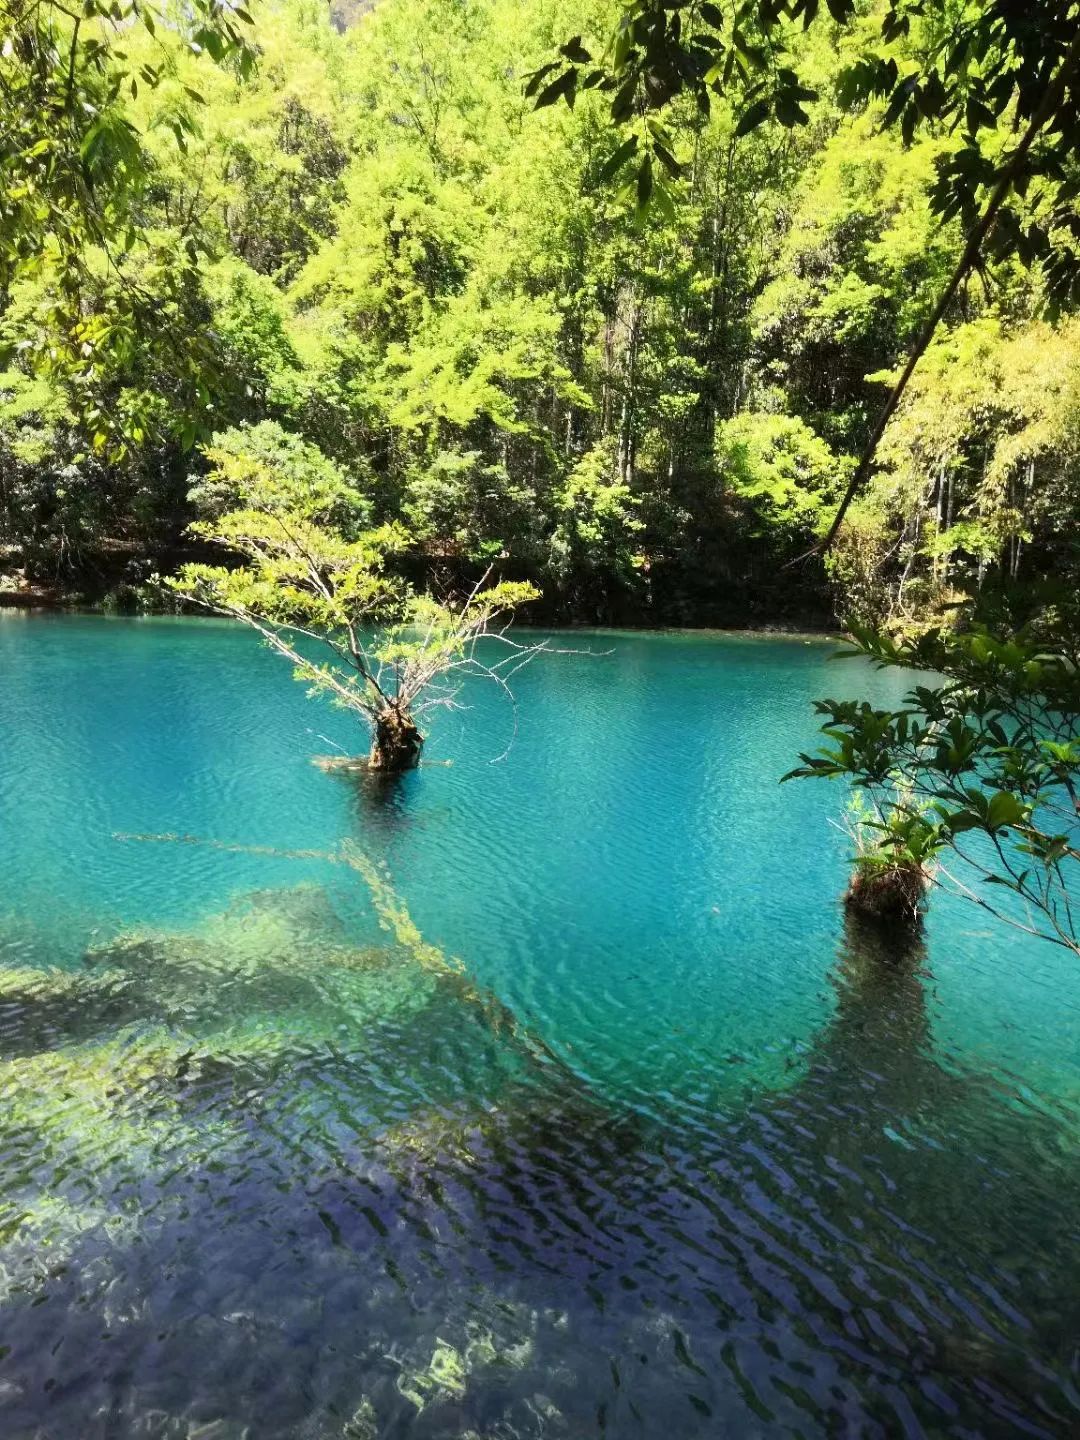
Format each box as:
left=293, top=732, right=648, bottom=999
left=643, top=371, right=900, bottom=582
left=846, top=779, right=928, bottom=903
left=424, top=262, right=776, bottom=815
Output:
left=111, top=830, right=567, bottom=1053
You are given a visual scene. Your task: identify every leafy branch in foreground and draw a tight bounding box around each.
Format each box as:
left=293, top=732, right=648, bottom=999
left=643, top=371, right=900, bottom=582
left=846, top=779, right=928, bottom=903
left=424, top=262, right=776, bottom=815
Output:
left=784, top=625, right=1080, bottom=953
left=1, top=0, right=253, bottom=266
left=166, top=432, right=549, bottom=771
left=545, top=0, right=1080, bottom=299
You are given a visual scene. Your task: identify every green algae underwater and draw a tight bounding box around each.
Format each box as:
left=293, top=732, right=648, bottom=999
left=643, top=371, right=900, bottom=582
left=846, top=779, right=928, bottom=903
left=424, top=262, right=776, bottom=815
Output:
left=0, top=614, right=1078, bottom=1438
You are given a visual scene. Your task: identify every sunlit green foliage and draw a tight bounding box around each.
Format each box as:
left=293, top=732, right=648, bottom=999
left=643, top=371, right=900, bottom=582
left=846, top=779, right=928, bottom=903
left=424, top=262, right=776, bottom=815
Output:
left=0, top=0, right=255, bottom=450
left=866, top=318, right=1080, bottom=619
left=548, top=443, right=643, bottom=603
left=188, top=419, right=374, bottom=529
left=0, top=0, right=1078, bottom=641
left=716, top=412, right=846, bottom=537
left=751, top=117, right=956, bottom=448
left=549, top=0, right=1080, bottom=311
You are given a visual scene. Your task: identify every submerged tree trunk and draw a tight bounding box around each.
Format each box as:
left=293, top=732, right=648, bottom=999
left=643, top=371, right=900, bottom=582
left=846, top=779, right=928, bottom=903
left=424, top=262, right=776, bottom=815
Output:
left=369, top=707, right=423, bottom=772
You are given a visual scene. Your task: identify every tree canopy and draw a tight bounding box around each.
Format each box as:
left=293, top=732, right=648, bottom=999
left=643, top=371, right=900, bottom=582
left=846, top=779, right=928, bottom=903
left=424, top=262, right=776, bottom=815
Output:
left=0, top=0, right=1077, bottom=637
left=546, top=0, right=1080, bottom=305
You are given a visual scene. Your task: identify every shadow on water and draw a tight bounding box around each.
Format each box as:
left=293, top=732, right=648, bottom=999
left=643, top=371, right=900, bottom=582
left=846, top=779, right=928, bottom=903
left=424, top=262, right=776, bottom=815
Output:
left=0, top=882, right=1077, bottom=1438
left=716, top=909, right=1080, bottom=1437
left=799, top=907, right=946, bottom=1118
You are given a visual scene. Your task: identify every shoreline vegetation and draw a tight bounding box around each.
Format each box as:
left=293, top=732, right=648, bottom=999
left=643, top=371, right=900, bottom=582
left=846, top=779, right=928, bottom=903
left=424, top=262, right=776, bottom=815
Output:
left=4, top=2, right=1077, bottom=647
left=0, top=597, right=841, bottom=641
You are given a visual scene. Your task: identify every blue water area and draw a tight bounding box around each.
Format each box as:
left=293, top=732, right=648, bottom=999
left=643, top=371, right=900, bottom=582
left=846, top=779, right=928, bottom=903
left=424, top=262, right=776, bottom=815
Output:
left=0, top=612, right=1077, bottom=1439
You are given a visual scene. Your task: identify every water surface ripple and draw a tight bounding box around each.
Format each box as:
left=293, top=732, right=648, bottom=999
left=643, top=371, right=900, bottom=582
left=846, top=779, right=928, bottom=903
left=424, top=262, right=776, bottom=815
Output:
left=0, top=614, right=1077, bottom=1439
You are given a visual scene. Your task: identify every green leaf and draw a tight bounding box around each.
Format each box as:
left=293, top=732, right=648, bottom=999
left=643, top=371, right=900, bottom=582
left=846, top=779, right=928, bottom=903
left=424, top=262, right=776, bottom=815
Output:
left=596, top=135, right=639, bottom=185
left=652, top=139, right=682, bottom=177
left=652, top=179, right=677, bottom=222
left=636, top=153, right=653, bottom=211
left=986, top=791, right=1026, bottom=830
left=524, top=63, right=559, bottom=98
left=535, top=69, right=577, bottom=110
left=775, top=91, right=811, bottom=127
left=735, top=98, right=771, bottom=137
left=611, top=73, right=639, bottom=123
left=613, top=26, right=634, bottom=71
left=560, top=36, right=592, bottom=64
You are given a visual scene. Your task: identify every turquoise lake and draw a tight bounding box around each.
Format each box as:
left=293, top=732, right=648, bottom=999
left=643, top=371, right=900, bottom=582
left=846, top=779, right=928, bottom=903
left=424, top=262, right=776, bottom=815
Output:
left=0, top=613, right=1077, bottom=1438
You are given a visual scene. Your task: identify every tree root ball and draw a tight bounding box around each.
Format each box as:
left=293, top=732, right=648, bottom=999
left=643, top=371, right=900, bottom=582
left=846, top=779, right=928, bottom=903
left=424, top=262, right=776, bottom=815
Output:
left=845, top=861, right=929, bottom=922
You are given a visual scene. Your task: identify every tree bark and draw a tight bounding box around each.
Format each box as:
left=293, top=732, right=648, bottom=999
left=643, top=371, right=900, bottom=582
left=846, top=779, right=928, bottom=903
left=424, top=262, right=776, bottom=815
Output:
left=369, top=708, right=423, bottom=772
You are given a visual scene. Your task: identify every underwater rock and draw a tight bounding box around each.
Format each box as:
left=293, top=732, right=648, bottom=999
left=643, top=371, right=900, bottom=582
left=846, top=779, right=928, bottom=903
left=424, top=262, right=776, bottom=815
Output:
left=0, top=962, right=139, bottom=1056
left=0, top=1025, right=239, bottom=1234
left=395, top=1336, right=469, bottom=1410
left=0, top=1195, right=134, bottom=1305
left=376, top=1104, right=495, bottom=1171
left=342, top=1396, right=378, bottom=1439
left=84, top=886, right=387, bottom=982
left=391, top=1309, right=543, bottom=1417
left=82, top=886, right=444, bottom=1043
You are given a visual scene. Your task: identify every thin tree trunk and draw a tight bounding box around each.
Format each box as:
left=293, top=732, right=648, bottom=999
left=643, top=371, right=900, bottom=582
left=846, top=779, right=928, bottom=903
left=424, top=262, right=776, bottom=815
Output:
left=934, top=466, right=945, bottom=583
left=942, top=467, right=954, bottom=583
left=619, top=296, right=641, bottom=488
left=895, top=507, right=922, bottom=617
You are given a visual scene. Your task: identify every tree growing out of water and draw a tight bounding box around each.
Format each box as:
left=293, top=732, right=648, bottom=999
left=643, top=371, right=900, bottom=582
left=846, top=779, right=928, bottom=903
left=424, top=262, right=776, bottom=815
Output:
left=784, top=625, right=1080, bottom=954
left=168, top=425, right=543, bottom=771
left=838, top=785, right=935, bottom=926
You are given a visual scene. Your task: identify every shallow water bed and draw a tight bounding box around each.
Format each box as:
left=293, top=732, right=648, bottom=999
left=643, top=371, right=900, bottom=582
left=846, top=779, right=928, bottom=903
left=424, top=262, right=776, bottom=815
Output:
left=0, top=615, right=1077, bottom=1438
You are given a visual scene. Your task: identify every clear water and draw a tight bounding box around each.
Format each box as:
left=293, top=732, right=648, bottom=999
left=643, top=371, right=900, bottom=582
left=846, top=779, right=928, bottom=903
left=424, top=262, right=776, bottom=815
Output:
left=0, top=613, right=1077, bottom=1439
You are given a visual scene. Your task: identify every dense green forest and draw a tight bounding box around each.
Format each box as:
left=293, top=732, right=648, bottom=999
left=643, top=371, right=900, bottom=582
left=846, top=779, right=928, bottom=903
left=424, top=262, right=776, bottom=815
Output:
left=3, top=0, right=1078, bottom=630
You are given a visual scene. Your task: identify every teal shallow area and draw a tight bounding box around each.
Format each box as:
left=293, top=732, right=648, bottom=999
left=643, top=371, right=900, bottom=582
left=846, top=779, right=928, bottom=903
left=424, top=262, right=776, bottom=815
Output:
left=0, top=613, right=1077, bottom=1438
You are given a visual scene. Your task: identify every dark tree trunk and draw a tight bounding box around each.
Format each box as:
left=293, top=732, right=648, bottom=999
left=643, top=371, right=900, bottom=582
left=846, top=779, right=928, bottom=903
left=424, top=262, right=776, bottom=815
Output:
left=369, top=708, right=423, bottom=772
